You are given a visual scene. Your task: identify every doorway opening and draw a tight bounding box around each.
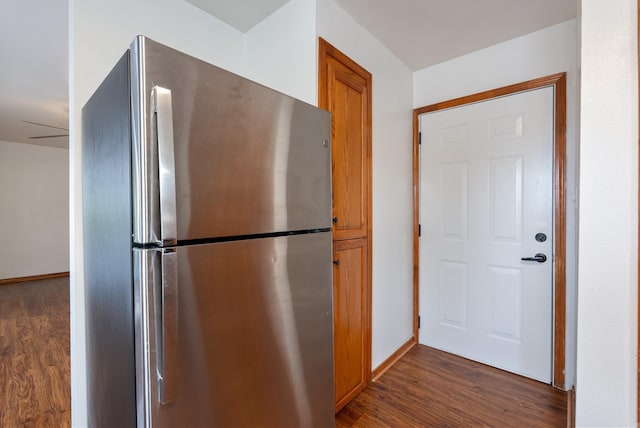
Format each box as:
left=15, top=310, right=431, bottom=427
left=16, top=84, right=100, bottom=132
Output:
left=412, top=73, right=567, bottom=388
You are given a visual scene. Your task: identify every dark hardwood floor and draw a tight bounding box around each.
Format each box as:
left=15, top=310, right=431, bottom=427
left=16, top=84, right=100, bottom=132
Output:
left=0, top=276, right=566, bottom=427
left=0, top=277, right=70, bottom=427
left=336, top=344, right=567, bottom=427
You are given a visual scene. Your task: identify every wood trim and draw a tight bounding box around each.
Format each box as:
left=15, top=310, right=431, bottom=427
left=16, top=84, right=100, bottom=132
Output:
left=319, top=38, right=372, bottom=91
left=553, top=74, right=568, bottom=389
left=567, top=386, right=575, bottom=428
left=413, top=105, right=421, bottom=342
left=414, top=73, right=568, bottom=116
left=371, top=338, right=416, bottom=381
left=0, top=271, right=70, bottom=286
left=412, top=72, right=568, bottom=389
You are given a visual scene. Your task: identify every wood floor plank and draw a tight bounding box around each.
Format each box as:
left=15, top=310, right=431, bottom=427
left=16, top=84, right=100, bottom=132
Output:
left=0, top=276, right=566, bottom=428
left=336, top=344, right=567, bottom=427
left=0, top=277, right=70, bottom=427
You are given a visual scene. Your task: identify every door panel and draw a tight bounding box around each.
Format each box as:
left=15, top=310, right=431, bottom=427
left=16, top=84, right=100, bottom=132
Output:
left=440, top=162, right=468, bottom=238
left=333, top=238, right=368, bottom=410
left=419, top=87, right=554, bottom=383
left=489, top=266, right=522, bottom=341
left=134, top=232, right=334, bottom=427
left=439, top=261, right=467, bottom=328
left=489, top=156, right=523, bottom=241
left=328, top=58, right=368, bottom=241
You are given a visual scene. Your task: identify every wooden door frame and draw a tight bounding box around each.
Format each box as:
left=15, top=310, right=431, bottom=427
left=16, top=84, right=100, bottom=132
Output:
left=412, top=73, right=568, bottom=388
left=318, top=37, right=373, bottom=404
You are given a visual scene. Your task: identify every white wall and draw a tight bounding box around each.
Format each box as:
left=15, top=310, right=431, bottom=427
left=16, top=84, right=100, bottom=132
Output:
left=576, top=0, right=638, bottom=425
left=245, top=0, right=416, bottom=372
left=413, top=19, right=579, bottom=388
left=69, top=1, right=246, bottom=425
left=413, top=20, right=578, bottom=108
left=245, top=0, right=318, bottom=105
left=0, top=140, right=69, bottom=279
left=317, top=0, right=415, bottom=369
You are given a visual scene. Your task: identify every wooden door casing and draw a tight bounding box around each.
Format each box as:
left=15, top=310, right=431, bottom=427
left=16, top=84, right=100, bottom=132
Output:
left=412, top=73, right=567, bottom=388
left=318, top=37, right=372, bottom=413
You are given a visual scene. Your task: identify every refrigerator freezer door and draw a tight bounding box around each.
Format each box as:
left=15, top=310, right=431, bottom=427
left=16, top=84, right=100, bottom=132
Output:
left=131, top=37, right=332, bottom=245
left=134, top=232, right=334, bottom=427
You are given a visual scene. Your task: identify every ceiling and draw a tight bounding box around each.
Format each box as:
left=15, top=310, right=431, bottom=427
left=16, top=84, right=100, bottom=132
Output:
left=332, top=0, right=577, bottom=70
left=1, top=0, right=577, bottom=150
left=192, top=0, right=577, bottom=70
left=0, top=0, right=68, bottom=149
left=186, top=0, right=290, bottom=32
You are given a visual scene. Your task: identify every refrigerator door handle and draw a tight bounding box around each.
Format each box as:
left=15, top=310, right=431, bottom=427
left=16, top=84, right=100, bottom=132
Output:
left=158, top=247, right=178, bottom=404
left=153, top=86, right=178, bottom=246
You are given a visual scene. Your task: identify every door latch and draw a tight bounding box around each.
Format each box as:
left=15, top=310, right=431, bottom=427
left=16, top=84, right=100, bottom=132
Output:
left=521, top=253, right=547, bottom=263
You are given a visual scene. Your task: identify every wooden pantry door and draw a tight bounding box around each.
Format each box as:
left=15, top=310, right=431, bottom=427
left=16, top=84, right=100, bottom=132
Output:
left=318, top=37, right=372, bottom=412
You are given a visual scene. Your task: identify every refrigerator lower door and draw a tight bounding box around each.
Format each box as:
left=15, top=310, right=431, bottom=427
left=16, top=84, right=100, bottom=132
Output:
left=134, top=232, right=334, bottom=428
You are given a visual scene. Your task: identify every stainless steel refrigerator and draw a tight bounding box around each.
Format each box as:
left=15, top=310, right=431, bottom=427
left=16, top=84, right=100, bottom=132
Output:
left=82, top=36, right=334, bottom=427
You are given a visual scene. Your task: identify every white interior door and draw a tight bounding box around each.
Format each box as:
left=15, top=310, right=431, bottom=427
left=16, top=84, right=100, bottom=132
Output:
left=418, top=87, right=554, bottom=383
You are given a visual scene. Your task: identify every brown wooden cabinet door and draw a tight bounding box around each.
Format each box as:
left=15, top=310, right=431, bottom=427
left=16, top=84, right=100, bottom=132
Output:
left=319, top=38, right=372, bottom=413
left=326, top=55, right=370, bottom=241
left=333, top=238, right=369, bottom=410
